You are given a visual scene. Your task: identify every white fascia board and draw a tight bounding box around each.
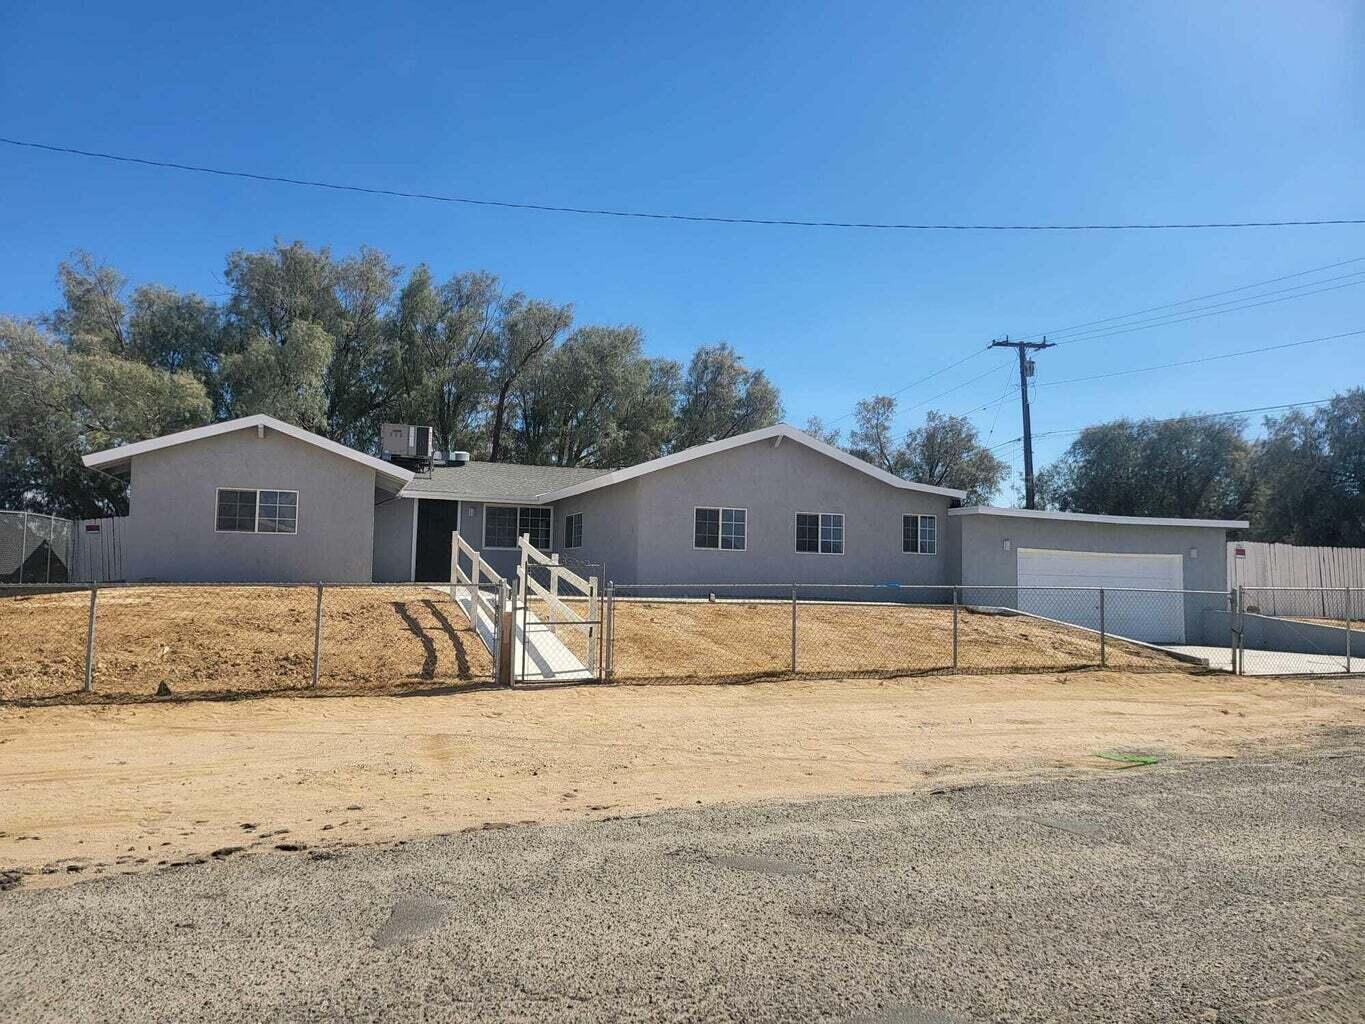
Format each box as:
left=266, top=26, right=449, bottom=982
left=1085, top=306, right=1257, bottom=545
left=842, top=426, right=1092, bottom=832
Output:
left=82, top=414, right=415, bottom=489
left=532, top=424, right=968, bottom=503
left=948, top=506, right=1250, bottom=529
left=397, top=491, right=548, bottom=505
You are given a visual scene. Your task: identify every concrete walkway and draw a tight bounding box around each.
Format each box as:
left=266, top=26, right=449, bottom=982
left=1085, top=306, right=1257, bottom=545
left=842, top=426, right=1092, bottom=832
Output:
left=449, top=585, right=594, bottom=683
left=1164, top=644, right=1364, bottom=676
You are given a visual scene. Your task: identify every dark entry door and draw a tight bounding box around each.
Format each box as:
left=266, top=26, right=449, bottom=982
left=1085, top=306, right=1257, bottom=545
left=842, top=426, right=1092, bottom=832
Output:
left=414, top=500, right=460, bottom=582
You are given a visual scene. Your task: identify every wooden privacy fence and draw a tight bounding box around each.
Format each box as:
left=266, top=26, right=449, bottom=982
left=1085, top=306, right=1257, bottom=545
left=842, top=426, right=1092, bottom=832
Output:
left=1229, top=542, right=1365, bottom=591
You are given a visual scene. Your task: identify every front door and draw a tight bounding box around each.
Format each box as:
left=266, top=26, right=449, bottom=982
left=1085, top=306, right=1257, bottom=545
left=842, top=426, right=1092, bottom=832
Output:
left=414, top=500, right=460, bottom=582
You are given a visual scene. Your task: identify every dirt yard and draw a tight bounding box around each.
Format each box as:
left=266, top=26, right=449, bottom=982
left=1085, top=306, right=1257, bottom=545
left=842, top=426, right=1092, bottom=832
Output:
left=3, top=671, right=1360, bottom=889
left=0, top=586, right=492, bottom=701
left=609, top=599, right=1182, bottom=680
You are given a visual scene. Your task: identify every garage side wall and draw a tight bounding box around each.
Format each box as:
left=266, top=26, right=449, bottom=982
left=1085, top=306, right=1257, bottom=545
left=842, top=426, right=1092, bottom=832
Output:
left=955, top=514, right=1232, bottom=643
left=123, top=428, right=377, bottom=583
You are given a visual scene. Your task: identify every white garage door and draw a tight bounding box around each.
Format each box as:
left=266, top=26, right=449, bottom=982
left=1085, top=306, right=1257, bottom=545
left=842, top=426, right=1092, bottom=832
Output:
left=1016, top=548, right=1186, bottom=644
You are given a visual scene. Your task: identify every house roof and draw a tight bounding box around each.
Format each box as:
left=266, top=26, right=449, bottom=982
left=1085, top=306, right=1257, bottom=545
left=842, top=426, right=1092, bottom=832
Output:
left=82, top=414, right=415, bottom=491
left=948, top=506, right=1250, bottom=529
left=400, top=462, right=612, bottom=504
left=533, top=424, right=969, bottom=503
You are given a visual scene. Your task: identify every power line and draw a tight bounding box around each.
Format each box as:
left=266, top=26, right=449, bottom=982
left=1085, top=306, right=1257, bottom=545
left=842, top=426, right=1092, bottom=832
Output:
left=1047, top=275, right=1365, bottom=348
left=1015, top=255, right=1365, bottom=342
left=986, top=397, right=1336, bottom=452
left=4, top=136, right=1365, bottom=232
left=1034, top=329, right=1365, bottom=388
left=826, top=346, right=997, bottom=424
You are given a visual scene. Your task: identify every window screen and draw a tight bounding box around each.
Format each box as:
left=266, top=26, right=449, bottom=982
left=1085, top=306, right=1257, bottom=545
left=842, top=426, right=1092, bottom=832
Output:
left=564, top=512, right=583, bottom=549
left=485, top=506, right=519, bottom=548
left=720, top=508, right=746, bottom=550
left=819, top=513, right=844, bottom=554
left=903, top=514, right=936, bottom=554
left=216, top=489, right=258, bottom=533
left=694, top=508, right=720, bottom=549
left=257, top=490, right=298, bottom=534
left=519, top=506, right=552, bottom=550
left=798, top=512, right=843, bottom=554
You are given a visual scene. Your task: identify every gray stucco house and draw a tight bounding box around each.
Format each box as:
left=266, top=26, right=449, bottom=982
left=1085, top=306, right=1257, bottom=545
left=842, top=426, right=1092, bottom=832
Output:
left=84, top=415, right=1246, bottom=642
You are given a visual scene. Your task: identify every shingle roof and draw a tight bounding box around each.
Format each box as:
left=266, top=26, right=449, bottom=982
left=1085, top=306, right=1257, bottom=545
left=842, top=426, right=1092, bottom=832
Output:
left=399, top=461, right=613, bottom=503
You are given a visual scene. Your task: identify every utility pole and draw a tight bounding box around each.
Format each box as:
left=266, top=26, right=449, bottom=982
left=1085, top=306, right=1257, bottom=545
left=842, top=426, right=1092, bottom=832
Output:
left=990, top=335, right=1055, bottom=509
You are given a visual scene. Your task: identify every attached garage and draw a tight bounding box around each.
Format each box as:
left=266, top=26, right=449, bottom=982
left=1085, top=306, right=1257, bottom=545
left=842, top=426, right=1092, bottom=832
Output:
left=949, top=506, right=1248, bottom=648
left=1017, top=548, right=1185, bottom=643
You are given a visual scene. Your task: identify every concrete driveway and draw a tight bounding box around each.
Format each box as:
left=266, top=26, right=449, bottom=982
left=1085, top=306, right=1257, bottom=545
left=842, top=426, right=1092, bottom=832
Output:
left=2, top=750, right=1361, bottom=1023
left=1164, top=644, right=1365, bottom=675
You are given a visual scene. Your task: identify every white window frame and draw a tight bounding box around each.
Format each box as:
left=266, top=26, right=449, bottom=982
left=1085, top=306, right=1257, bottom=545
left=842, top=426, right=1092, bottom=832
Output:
left=214, top=487, right=299, bottom=536
left=795, top=511, right=844, bottom=555
left=902, top=513, right=938, bottom=555
left=693, top=506, right=747, bottom=551
left=483, top=504, right=552, bottom=551
left=564, top=511, right=583, bottom=549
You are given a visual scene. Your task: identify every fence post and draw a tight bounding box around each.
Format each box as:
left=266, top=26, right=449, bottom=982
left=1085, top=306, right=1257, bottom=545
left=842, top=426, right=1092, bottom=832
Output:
left=1237, top=585, right=1246, bottom=676
left=83, top=584, right=98, bottom=693
left=1228, top=589, right=1238, bottom=676
left=1346, top=586, right=1353, bottom=674
left=311, top=583, right=323, bottom=688
left=19, top=510, right=30, bottom=584
left=951, top=586, right=959, bottom=670
left=587, top=576, right=599, bottom=676
left=605, top=581, right=615, bottom=679
left=1098, top=588, right=1106, bottom=668
left=790, top=584, right=798, bottom=674
left=496, top=578, right=514, bottom=686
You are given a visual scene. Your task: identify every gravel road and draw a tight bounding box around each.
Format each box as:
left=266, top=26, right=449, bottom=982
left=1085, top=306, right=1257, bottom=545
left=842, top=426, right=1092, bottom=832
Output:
left=2, top=749, right=1361, bottom=1023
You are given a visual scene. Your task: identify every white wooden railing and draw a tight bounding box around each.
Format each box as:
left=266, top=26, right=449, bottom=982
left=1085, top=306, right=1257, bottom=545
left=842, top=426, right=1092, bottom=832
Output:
left=516, top=534, right=599, bottom=674
left=450, top=532, right=503, bottom=637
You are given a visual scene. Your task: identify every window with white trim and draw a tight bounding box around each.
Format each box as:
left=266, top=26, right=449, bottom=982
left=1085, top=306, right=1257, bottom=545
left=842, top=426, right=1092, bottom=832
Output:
left=215, top=488, right=297, bottom=534
left=564, top=512, right=583, bottom=549
left=694, top=507, right=746, bottom=550
left=796, top=512, right=843, bottom=554
left=485, top=505, right=552, bottom=549
left=902, top=513, right=937, bottom=554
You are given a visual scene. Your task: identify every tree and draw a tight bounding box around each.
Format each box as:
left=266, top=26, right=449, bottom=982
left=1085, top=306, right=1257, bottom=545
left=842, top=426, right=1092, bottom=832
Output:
left=0, top=317, right=210, bottom=516
left=847, top=396, right=905, bottom=475
left=847, top=396, right=1006, bottom=502
left=671, top=342, right=781, bottom=449
left=388, top=266, right=500, bottom=457
left=1253, top=389, right=1365, bottom=545
left=901, top=411, right=1008, bottom=505
left=486, top=296, right=573, bottom=461
left=512, top=326, right=679, bottom=467
left=1035, top=416, right=1254, bottom=520
left=800, top=416, right=841, bottom=447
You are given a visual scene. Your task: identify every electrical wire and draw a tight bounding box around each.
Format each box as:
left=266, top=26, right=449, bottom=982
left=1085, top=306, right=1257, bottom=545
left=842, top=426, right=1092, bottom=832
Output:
left=4, top=136, right=1364, bottom=232
left=1034, top=329, right=1365, bottom=388
left=1014, top=255, right=1365, bottom=342
left=986, top=397, right=1336, bottom=452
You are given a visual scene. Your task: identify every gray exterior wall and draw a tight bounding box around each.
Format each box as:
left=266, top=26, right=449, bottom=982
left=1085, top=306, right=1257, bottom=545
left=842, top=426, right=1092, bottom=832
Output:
left=372, top=496, right=416, bottom=582
left=454, top=501, right=528, bottom=581
left=950, top=512, right=1233, bottom=642
left=122, top=428, right=378, bottom=583
left=552, top=436, right=955, bottom=588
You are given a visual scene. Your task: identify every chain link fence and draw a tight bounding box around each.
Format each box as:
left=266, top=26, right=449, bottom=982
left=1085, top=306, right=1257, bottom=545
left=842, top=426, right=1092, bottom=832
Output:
left=1233, top=586, right=1360, bottom=675
left=0, top=582, right=498, bottom=701
left=3, top=580, right=1358, bottom=703
left=0, top=511, right=75, bottom=584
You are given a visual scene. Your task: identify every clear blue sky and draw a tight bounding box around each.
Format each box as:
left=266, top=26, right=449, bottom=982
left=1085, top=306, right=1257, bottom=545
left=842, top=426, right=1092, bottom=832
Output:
left=2, top=1, right=1362, bottom=490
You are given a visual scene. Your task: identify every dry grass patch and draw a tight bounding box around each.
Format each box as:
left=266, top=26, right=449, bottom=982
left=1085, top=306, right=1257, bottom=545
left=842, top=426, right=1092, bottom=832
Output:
left=0, top=586, right=491, bottom=701
left=610, top=600, right=1185, bottom=681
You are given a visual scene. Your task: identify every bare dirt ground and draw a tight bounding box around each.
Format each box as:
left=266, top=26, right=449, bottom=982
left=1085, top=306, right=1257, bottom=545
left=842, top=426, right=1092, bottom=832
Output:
left=610, top=599, right=1180, bottom=680
left=0, top=586, right=493, bottom=701
left=2, top=670, right=1360, bottom=890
